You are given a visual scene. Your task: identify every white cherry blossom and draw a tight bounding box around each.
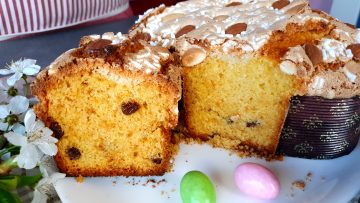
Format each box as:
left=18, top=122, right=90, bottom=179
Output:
left=4, top=109, right=58, bottom=169
left=32, top=156, right=65, bottom=203
left=0, top=59, right=40, bottom=86
left=0, top=80, right=10, bottom=103
left=31, top=172, right=66, bottom=203
left=0, top=96, right=29, bottom=131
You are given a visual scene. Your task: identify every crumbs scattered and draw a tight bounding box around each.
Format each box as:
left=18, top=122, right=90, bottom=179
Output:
left=124, top=178, right=141, bottom=186
left=292, top=180, right=306, bottom=191
left=161, top=188, right=176, bottom=199
left=76, top=175, right=84, bottom=183
left=112, top=180, right=117, bottom=186
left=123, top=178, right=172, bottom=198
left=157, top=179, right=167, bottom=185
left=124, top=178, right=167, bottom=188
left=289, top=171, right=313, bottom=197
left=306, top=172, right=312, bottom=182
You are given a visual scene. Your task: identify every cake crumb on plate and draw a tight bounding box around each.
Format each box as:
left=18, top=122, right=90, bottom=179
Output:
left=76, top=175, right=84, bottom=183
left=292, top=180, right=306, bottom=191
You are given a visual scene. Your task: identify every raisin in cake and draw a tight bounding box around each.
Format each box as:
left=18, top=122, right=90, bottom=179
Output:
left=32, top=33, right=181, bottom=176
left=131, top=0, right=360, bottom=157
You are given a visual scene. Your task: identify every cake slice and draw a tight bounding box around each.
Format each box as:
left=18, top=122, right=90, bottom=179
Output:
left=32, top=33, right=181, bottom=176
left=131, top=0, right=360, bottom=157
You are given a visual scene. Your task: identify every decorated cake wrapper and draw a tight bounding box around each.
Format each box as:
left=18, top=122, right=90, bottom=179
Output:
left=276, top=96, right=360, bottom=159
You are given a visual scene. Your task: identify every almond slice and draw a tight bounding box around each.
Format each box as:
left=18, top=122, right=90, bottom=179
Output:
left=347, top=44, right=360, bottom=59
left=214, top=15, right=229, bottom=21
left=161, top=13, right=185, bottom=23
left=225, top=2, right=242, bottom=7
left=272, top=0, right=290, bottom=10
left=182, top=47, right=207, bottom=67
left=280, top=60, right=297, bottom=75
left=343, top=61, right=360, bottom=82
left=304, top=44, right=323, bottom=66
left=84, top=39, right=112, bottom=56
left=225, top=23, right=247, bottom=35
left=176, top=25, right=196, bottom=38
left=286, top=2, right=308, bottom=15
left=345, top=23, right=356, bottom=29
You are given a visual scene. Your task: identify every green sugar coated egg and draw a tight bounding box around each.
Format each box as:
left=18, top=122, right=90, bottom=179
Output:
left=180, top=171, right=216, bottom=203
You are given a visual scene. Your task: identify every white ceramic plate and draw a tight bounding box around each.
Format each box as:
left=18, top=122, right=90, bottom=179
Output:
left=55, top=142, right=360, bottom=203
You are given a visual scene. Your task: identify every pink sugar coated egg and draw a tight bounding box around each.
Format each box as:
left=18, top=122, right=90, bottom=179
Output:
left=234, top=162, right=280, bottom=199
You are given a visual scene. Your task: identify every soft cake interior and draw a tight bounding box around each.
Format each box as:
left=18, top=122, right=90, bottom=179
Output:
left=182, top=19, right=334, bottom=156
left=39, top=69, right=176, bottom=176
left=183, top=55, right=300, bottom=155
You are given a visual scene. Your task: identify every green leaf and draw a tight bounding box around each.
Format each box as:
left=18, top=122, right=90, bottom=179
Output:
left=18, top=174, right=42, bottom=188
left=0, top=174, right=42, bottom=190
left=0, top=176, right=19, bottom=190
left=0, top=145, right=20, bottom=157
left=0, top=188, right=21, bottom=203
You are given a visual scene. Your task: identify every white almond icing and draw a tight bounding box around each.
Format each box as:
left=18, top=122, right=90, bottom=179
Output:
left=320, top=39, right=353, bottom=63
left=311, top=76, right=325, bottom=89
left=133, top=0, right=360, bottom=98
left=125, top=45, right=170, bottom=74
left=280, top=45, right=313, bottom=77
left=356, top=29, right=360, bottom=43
left=343, top=67, right=357, bottom=82
left=89, top=34, right=101, bottom=40
left=133, top=0, right=327, bottom=53
left=101, top=32, right=115, bottom=40
left=280, top=60, right=297, bottom=75
left=83, top=32, right=171, bottom=75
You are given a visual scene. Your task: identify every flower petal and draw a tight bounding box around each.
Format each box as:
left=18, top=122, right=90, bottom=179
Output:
left=36, top=143, right=58, bottom=156
left=0, top=122, right=8, bottom=131
left=24, top=109, right=36, bottom=132
left=21, top=59, right=37, bottom=67
left=0, top=105, right=9, bottom=119
left=31, top=190, right=48, bottom=203
left=28, top=120, right=45, bottom=134
left=39, top=128, right=56, bottom=141
left=12, top=123, right=26, bottom=135
left=39, top=156, right=58, bottom=177
left=50, top=172, right=66, bottom=182
left=4, top=131, right=27, bottom=146
left=0, top=69, right=14, bottom=75
left=17, top=144, right=41, bottom=169
left=9, top=96, right=29, bottom=114
left=23, top=64, right=41, bottom=75
left=0, top=79, right=8, bottom=90
left=0, top=91, right=8, bottom=103
left=7, top=72, right=22, bottom=86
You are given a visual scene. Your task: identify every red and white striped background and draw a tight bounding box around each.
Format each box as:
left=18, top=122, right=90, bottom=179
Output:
left=0, top=0, right=129, bottom=40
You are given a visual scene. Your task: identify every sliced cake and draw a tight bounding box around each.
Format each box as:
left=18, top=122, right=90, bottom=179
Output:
left=131, top=0, right=360, bottom=157
left=32, top=33, right=181, bottom=176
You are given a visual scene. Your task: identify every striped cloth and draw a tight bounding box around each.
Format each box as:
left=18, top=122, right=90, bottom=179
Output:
left=0, top=0, right=129, bottom=41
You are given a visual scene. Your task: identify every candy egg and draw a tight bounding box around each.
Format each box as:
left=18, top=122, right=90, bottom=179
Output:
left=180, top=171, right=216, bottom=203
left=234, top=162, right=280, bottom=199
